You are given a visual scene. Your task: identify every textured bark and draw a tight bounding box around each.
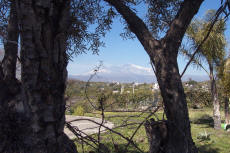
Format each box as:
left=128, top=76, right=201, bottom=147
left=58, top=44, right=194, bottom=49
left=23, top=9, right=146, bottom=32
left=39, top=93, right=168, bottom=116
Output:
left=152, top=42, right=197, bottom=153
left=0, top=66, right=3, bottom=81
left=224, top=97, right=229, bottom=124
left=13, top=0, right=77, bottom=152
left=0, top=0, right=16, bottom=111
left=104, top=0, right=204, bottom=152
left=0, top=5, right=22, bottom=153
left=0, top=1, right=77, bottom=153
left=145, top=119, right=168, bottom=153
left=209, top=64, right=221, bottom=129
left=0, top=0, right=20, bottom=103
left=2, top=0, right=19, bottom=81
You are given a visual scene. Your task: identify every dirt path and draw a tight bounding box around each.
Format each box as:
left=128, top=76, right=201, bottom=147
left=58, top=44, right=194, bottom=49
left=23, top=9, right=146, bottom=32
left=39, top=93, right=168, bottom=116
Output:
left=64, top=115, right=114, bottom=139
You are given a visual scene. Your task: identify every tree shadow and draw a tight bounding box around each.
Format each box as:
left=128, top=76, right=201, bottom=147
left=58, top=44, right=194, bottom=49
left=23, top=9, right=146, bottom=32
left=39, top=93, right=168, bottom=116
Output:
left=86, top=143, right=147, bottom=153
left=191, top=114, right=214, bottom=128
left=197, top=143, right=220, bottom=153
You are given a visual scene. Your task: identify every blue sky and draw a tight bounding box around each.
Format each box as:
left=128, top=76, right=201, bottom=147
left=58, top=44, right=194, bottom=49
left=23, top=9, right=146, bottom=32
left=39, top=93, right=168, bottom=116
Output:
left=68, top=0, right=229, bottom=77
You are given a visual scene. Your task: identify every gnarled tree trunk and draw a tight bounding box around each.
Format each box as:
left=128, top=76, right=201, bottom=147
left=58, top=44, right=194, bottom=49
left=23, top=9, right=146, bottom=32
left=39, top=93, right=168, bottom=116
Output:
left=0, top=1, right=78, bottom=153
left=0, top=1, right=23, bottom=152
left=17, top=0, right=77, bottom=152
left=146, top=38, right=197, bottom=153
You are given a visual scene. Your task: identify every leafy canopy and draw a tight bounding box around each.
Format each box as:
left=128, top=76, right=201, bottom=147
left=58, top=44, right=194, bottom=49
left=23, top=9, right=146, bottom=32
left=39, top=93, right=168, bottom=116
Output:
left=185, top=10, right=226, bottom=69
left=218, top=58, right=230, bottom=96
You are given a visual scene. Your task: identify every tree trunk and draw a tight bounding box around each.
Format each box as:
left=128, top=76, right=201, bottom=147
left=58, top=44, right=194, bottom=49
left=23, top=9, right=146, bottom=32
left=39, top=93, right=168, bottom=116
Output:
left=149, top=42, right=196, bottom=153
left=0, top=0, right=18, bottom=108
left=225, top=97, right=229, bottom=124
left=2, top=0, right=19, bottom=81
left=145, top=119, right=168, bottom=153
left=209, top=64, right=221, bottom=129
left=0, top=2, right=23, bottom=152
left=0, top=0, right=20, bottom=100
left=15, top=0, right=77, bottom=152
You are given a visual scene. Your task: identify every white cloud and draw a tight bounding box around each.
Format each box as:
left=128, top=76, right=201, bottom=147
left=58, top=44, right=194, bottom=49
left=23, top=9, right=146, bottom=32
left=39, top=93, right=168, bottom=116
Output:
left=79, top=64, right=154, bottom=76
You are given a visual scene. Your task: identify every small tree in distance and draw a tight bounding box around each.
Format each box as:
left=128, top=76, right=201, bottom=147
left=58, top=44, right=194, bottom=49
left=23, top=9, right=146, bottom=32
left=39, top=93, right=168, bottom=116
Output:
left=218, top=57, right=230, bottom=124
left=185, top=10, right=226, bottom=129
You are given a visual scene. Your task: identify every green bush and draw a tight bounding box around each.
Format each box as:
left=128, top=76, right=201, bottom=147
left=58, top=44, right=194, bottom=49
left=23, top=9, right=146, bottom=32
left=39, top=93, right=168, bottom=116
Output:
left=65, top=107, right=74, bottom=115
left=73, top=106, right=85, bottom=116
left=185, top=89, right=212, bottom=108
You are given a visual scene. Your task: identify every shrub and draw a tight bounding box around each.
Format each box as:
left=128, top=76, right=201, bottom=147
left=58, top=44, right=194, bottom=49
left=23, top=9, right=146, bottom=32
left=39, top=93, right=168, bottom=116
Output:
left=73, top=106, right=85, bottom=116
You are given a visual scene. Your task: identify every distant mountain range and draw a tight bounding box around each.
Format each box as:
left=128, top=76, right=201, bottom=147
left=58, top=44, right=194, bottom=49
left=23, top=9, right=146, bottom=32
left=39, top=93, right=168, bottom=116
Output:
left=69, top=64, right=209, bottom=83
left=0, top=51, right=209, bottom=83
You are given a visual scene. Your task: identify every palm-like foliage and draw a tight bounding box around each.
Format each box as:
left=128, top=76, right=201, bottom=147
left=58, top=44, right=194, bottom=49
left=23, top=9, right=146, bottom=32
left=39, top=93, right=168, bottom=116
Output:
left=184, top=10, right=227, bottom=129
left=218, top=58, right=230, bottom=96
left=185, top=10, right=226, bottom=71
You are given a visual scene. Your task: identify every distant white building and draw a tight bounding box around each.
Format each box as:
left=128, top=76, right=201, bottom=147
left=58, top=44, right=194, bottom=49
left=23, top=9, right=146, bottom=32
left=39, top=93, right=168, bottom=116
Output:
left=185, top=83, right=193, bottom=87
left=133, top=82, right=140, bottom=86
left=201, top=85, right=208, bottom=91
left=120, top=85, right=124, bottom=94
left=99, top=88, right=105, bottom=91
left=113, top=81, right=120, bottom=85
left=152, top=83, right=159, bottom=91
left=112, top=90, right=119, bottom=94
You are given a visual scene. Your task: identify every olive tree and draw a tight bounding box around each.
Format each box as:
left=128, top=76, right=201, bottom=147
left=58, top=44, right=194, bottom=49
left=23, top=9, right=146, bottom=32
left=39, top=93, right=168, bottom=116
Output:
left=103, top=0, right=204, bottom=152
left=0, top=0, right=113, bottom=152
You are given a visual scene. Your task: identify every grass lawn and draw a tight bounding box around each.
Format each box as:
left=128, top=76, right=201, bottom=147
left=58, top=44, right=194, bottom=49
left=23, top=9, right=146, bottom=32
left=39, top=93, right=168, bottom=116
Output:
left=74, top=109, right=230, bottom=153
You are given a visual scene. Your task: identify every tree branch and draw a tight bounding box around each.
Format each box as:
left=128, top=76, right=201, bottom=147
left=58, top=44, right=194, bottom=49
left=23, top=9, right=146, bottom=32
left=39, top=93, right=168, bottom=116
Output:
left=165, top=0, right=204, bottom=43
left=103, top=0, right=156, bottom=56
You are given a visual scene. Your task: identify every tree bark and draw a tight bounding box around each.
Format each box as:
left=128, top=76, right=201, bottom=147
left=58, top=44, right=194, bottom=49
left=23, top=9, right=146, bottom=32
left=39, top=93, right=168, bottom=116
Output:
left=209, top=63, right=221, bottom=129
left=225, top=97, right=229, bottom=124
left=15, top=0, right=77, bottom=152
left=145, top=119, right=168, bottom=153
left=0, top=0, right=20, bottom=101
left=104, top=0, right=204, bottom=152
left=2, top=0, right=19, bottom=81
left=0, top=2, right=23, bottom=152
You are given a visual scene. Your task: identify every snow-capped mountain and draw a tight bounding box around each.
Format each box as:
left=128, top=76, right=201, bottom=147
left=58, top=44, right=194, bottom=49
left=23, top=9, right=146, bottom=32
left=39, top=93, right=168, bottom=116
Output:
left=69, top=64, right=209, bottom=83
left=82, top=64, right=153, bottom=76
left=70, top=64, right=155, bottom=83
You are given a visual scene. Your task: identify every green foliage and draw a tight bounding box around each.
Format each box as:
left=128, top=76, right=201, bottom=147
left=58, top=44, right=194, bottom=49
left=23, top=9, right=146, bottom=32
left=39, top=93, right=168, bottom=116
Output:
left=188, top=78, right=198, bottom=86
left=68, top=0, right=116, bottom=56
left=218, top=58, right=230, bottom=97
left=73, top=106, right=85, bottom=116
left=65, top=81, right=161, bottom=112
left=185, top=88, right=212, bottom=108
left=185, top=10, right=226, bottom=69
left=146, top=0, right=182, bottom=37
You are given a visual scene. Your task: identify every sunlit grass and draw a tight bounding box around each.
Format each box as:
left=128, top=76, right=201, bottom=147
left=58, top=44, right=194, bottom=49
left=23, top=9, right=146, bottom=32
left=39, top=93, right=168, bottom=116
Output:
left=74, top=109, right=230, bottom=153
